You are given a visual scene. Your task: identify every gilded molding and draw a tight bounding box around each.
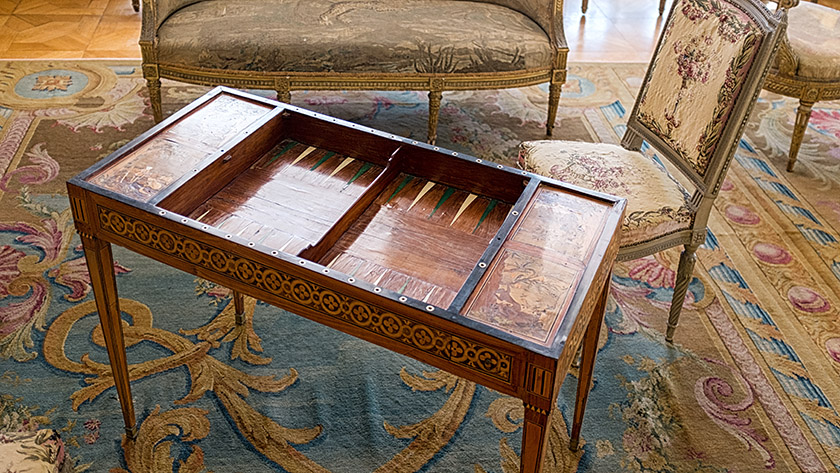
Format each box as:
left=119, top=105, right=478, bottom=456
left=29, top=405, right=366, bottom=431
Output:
left=96, top=206, right=514, bottom=383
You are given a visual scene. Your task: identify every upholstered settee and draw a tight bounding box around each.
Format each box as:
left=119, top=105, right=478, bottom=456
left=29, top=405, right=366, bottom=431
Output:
left=139, top=0, right=568, bottom=143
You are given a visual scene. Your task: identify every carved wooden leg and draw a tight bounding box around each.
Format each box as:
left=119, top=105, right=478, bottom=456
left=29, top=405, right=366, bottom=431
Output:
left=276, top=89, right=291, bottom=104
left=569, top=274, right=609, bottom=450
left=659, top=0, right=667, bottom=15
left=233, top=290, right=245, bottom=326
left=581, top=0, right=589, bottom=13
left=428, top=89, right=443, bottom=145
left=666, top=243, right=700, bottom=343
left=521, top=405, right=552, bottom=473
left=80, top=234, right=137, bottom=439
left=546, top=79, right=563, bottom=137
left=144, top=71, right=163, bottom=123
left=788, top=100, right=814, bottom=172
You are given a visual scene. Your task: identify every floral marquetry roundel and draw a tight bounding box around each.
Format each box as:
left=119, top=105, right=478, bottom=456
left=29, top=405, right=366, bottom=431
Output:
left=636, top=0, right=762, bottom=177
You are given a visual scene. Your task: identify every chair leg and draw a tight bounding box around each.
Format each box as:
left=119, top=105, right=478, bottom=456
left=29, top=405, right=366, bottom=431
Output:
left=666, top=242, right=700, bottom=343
left=546, top=76, right=563, bottom=137
left=428, top=89, right=442, bottom=145
left=788, top=100, right=814, bottom=172
left=659, top=0, right=667, bottom=15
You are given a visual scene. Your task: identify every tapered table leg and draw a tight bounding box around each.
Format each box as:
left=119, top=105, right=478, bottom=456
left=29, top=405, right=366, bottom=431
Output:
left=569, top=274, right=611, bottom=450
left=520, top=405, right=552, bottom=473
left=80, top=234, right=137, bottom=439
left=233, top=290, right=245, bottom=325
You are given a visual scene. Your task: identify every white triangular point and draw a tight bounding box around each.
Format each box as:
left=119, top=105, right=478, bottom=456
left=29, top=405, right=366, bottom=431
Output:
left=195, top=209, right=211, bottom=222
left=451, top=194, right=477, bottom=226
left=407, top=181, right=435, bottom=211
left=279, top=237, right=295, bottom=252
left=291, top=146, right=317, bottom=166
left=329, top=157, right=355, bottom=178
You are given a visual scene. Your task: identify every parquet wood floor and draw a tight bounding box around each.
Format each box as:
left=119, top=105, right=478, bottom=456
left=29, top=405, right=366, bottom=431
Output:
left=0, top=0, right=837, bottom=60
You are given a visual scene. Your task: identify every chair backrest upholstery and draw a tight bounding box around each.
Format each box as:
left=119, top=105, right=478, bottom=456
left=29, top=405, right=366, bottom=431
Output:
left=625, top=0, right=786, bottom=196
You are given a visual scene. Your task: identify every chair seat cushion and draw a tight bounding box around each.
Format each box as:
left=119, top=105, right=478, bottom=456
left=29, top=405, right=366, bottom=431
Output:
left=785, top=1, right=840, bottom=80
left=156, top=0, right=554, bottom=74
left=0, top=429, right=69, bottom=473
left=518, top=140, right=694, bottom=248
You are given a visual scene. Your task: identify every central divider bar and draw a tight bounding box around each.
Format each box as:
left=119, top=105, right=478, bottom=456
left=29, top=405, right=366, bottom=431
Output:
left=298, top=145, right=405, bottom=263
left=447, top=177, right=541, bottom=314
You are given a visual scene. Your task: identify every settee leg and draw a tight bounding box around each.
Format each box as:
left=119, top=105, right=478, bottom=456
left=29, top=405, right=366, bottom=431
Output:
left=277, top=90, right=291, bottom=104
left=428, top=90, right=442, bottom=144
left=146, top=77, right=163, bottom=123
left=546, top=80, right=562, bottom=136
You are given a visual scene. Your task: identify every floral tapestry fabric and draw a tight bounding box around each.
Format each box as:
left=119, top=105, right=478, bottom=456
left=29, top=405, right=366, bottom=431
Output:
left=517, top=140, right=694, bottom=247
left=0, top=429, right=70, bottom=473
left=636, top=0, right=762, bottom=177
left=784, top=1, right=840, bottom=80
left=155, top=0, right=555, bottom=74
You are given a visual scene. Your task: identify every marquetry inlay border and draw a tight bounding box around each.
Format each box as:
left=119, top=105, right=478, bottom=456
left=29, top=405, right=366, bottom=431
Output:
left=96, top=206, right=513, bottom=382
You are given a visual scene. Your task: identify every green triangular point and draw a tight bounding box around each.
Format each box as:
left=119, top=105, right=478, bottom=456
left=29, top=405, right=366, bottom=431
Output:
left=473, top=199, right=498, bottom=234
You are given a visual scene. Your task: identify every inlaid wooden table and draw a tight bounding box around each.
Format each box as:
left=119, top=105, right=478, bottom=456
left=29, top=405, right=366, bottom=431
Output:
left=67, top=87, right=625, bottom=472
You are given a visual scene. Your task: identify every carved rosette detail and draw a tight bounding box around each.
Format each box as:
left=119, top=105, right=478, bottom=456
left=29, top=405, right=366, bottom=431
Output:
left=97, top=206, right=512, bottom=382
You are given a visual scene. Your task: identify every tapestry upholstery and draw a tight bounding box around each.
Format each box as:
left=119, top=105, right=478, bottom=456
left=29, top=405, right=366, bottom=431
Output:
left=476, top=0, right=558, bottom=46
left=0, top=429, right=70, bottom=473
left=635, top=0, right=763, bottom=177
left=783, top=1, right=840, bottom=80
left=518, top=140, right=694, bottom=246
left=155, top=0, right=555, bottom=74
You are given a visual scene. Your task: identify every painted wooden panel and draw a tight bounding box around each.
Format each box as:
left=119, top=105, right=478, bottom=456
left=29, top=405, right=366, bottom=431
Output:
left=87, top=93, right=271, bottom=201
left=462, top=185, right=611, bottom=345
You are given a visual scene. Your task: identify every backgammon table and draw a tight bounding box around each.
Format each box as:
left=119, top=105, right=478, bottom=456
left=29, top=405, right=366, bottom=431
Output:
left=67, top=87, right=625, bottom=473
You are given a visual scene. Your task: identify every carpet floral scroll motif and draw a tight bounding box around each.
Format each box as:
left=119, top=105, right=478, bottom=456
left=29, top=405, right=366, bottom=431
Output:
left=43, top=298, right=326, bottom=472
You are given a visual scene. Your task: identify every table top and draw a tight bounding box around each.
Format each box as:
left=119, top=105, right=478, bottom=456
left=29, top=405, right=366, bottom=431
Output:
left=69, top=87, right=625, bottom=362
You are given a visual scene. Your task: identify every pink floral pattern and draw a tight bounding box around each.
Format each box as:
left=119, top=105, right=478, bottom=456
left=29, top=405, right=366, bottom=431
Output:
left=787, top=286, right=830, bottom=313
left=636, top=0, right=762, bottom=176
left=48, top=246, right=129, bottom=302
left=810, top=109, right=840, bottom=140
left=696, top=358, right=774, bottom=468
left=0, top=143, right=59, bottom=192
left=0, top=246, right=24, bottom=299
left=0, top=198, right=129, bottom=360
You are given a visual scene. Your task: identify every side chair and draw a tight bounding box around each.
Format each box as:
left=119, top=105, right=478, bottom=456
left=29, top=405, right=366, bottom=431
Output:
left=763, top=0, right=840, bottom=171
left=520, top=0, right=787, bottom=342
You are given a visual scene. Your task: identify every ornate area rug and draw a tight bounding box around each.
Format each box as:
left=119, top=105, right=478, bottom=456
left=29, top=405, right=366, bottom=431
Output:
left=1, top=60, right=840, bottom=473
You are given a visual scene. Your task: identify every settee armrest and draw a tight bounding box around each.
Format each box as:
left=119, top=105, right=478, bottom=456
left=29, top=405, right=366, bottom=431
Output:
left=484, top=0, right=567, bottom=50
left=140, top=0, right=205, bottom=44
